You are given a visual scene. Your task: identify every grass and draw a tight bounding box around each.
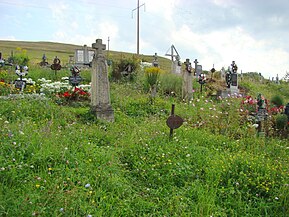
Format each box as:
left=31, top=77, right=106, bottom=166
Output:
left=0, top=40, right=289, bottom=216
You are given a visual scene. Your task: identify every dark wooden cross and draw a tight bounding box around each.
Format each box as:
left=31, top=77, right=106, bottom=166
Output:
left=92, top=39, right=106, bottom=56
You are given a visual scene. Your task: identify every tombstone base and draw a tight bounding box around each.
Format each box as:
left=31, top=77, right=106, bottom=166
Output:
left=91, top=104, right=114, bottom=122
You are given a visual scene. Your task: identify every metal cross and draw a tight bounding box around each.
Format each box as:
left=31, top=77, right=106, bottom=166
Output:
left=92, top=39, right=106, bottom=56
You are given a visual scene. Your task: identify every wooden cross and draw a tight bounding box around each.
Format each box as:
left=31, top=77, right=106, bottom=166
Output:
left=92, top=39, right=106, bottom=56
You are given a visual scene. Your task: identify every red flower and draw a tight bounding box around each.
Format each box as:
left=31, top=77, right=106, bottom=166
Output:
left=63, top=91, right=71, bottom=98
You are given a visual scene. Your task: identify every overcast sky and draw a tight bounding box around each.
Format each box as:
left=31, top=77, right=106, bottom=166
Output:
left=1, top=0, right=289, bottom=79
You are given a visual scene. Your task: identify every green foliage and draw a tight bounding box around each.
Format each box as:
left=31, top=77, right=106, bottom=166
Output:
left=271, top=95, right=284, bottom=107
left=111, top=57, right=139, bottom=81
left=159, top=73, right=182, bottom=97
left=8, top=47, right=30, bottom=65
left=275, top=114, right=288, bottom=129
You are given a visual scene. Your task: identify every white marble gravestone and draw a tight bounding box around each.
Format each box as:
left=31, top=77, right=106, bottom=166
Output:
left=91, top=39, right=114, bottom=122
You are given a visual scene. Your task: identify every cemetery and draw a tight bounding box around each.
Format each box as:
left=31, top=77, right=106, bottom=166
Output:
left=0, top=40, right=289, bottom=216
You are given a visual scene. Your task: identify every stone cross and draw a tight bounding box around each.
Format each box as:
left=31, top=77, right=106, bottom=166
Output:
left=92, top=39, right=106, bottom=56
left=91, top=39, right=114, bottom=122
left=182, top=58, right=193, bottom=101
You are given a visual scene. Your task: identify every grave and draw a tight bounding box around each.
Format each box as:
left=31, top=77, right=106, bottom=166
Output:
left=39, top=53, right=49, bottom=67
left=276, top=74, right=280, bottom=84
left=220, top=67, right=226, bottom=81
left=196, top=65, right=202, bottom=79
left=75, top=45, right=95, bottom=67
left=226, top=61, right=239, bottom=95
left=165, top=44, right=181, bottom=74
left=68, top=66, right=83, bottom=86
left=182, top=58, right=193, bottom=101
left=172, top=55, right=182, bottom=74
left=256, top=93, right=268, bottom=137
left=14, top=65, right=29, bottom=91
left=90, top=39, right=114, bottom=122
left=152, top=53, right=159, bottom=67
left=51, top=56, right=62, bottom=75
left=0, top=52, right=4, bottom=67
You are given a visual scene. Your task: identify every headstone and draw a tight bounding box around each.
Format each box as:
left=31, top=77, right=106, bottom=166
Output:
left=182, top=58, right=193, bottom=101
left=220, top=67, right=226, bottom=81
left=51, top=56, right=62, bottom=75
left=152, top=53, right=159, bottom=67
left=91, top=39, right=114, bottom=122
left=0, top=52, right=4, bottom=67
left=69, top=66, right=83, bottom=86
left=196, top=65, right=202, bottom=78
left=172, top=55, right=181, bottom=74
left=14, top=65, right=29, bottom=91
left=226, top=61, right=239, bottom=95
left=276, top=74, right=280, bottom=84
left=75, top=45, right=95, bottom=67
left=194, top=59, right=198, bottom=78
left=256, top=93, right=268, bottom=137
left=68, top=55, right=74, bottom=64
left=198, top=73, right=206, bottom=93
left=40, top=53, right=49, bottom=67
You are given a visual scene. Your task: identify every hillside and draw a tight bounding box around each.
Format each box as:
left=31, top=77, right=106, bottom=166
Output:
left=0, top=40, right=289, bottom=216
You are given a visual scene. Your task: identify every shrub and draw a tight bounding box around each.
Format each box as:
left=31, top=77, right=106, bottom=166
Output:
left=275, top=114, right=288, bottom=129
left=8, top=47, right=29, bottom=66
left=159, top=73, right=182, bottom=97
left=271, top=95, right=284, bottom=107
left=111, top=58, right=139, bottom=81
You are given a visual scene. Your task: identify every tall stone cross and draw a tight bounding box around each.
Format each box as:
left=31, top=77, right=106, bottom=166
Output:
left=182, top=58, right=193, bottom=101
left=91, top=39, right=114, bottom=122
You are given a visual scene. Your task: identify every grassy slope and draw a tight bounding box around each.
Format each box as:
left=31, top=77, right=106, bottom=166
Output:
left=0, top=40, right=289, bottom=216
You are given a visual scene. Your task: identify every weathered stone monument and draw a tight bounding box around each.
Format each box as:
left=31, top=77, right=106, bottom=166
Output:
left=182, top=58, right=193, bottom=101
left=75, top=45, right=95, bottom=67
left=229, top=61, right=239, bottom=95
left=91, top=39, right=114, bottom=122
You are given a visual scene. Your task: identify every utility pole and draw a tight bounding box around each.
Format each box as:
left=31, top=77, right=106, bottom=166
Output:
left=132, top=0, right=145, bottom=55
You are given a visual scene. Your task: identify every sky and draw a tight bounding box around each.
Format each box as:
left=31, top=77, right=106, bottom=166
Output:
left=1, top=0, right=289, bottom=79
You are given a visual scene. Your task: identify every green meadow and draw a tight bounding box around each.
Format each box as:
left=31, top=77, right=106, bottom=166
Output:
left=0, top=41, right=289, bottom=216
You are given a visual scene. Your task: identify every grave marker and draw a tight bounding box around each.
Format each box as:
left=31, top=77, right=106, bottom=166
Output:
left=75, top=45, right=95, bottom=67
left=91, top=39, right=114, bottom=122
left=152, top=53, right=159, bottom=67
left=166, top=104, right=183, bottom=138
left=14, top=65, right=29, bottom=91
left=69, top=66, right=83, bottom=86
left=182, top=58, right=193, bottom=101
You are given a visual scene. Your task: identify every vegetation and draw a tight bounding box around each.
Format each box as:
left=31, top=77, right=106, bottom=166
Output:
left=0, top=41, right=289, bottom=216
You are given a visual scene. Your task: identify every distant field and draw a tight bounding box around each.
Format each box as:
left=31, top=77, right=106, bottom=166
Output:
left=0, top=40, right=172, bottom=70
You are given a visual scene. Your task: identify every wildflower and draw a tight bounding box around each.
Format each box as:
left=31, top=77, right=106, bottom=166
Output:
left=59, top=208, right=64, bottom=212
left=85, top=183, right=91, bottom=188
left=275, top=197, right=279, bottom=200
left=35, top=184, right=40, bottom=188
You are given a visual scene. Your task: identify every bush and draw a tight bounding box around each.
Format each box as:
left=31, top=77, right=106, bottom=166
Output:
left=8, top=47, right=29, bottom=66
left=275, top=114, right=288, bottom=129
left=111, top=58, right=139, bottom=81
left=159, top=73, right=182, bottom=97
left=271, top=95, right=284, bottom=107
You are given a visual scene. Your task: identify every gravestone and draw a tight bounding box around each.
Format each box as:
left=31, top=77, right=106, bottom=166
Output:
left=196, top=65, right=202, bottom=78
left=220, top=67, right=226, bottom=81
left=276, top=74, right=280, bottom=84
left=182, top=58, right=193, bottom=101
left=14, top=65, right=29, bottom=91
left=91, top=39, right=114, bottom=122
left=172, top=55, right=181, bottom=74
left=194, top=59, right=199, bottom=79
left=51, top=56, right=62, bottom=76
left=69, top=66, right=83, bottom=86
left=152, top=53, right=159, bottom=67
left=0, top=52, right=4, bottom=67
left=226, top=61, right=239, bottom=95
left=39, top=53, right=49, bottom=67
left=256, top=93, right=268, bottom=137
left=75, top=45, right=95, bottom=67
